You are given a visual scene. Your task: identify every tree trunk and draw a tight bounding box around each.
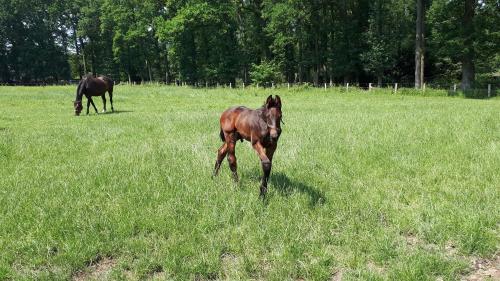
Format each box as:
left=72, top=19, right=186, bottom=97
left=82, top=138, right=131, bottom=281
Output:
left=74, top=33, right=82, bottom=79
left=461, top=0, right=475, bottom=90
left=415, top=0, right=425, bottom=89
left=78, top=37, right=87, bottom=75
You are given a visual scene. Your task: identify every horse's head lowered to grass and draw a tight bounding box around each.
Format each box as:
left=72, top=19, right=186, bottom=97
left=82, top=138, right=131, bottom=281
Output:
left=74, top=100, right=83, bottom=116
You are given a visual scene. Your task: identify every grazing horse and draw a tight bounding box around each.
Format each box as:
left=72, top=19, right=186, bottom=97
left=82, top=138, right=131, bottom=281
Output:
left=213, top=95, right=282, bottom=197
left=74, top=75, right=114, bottom=116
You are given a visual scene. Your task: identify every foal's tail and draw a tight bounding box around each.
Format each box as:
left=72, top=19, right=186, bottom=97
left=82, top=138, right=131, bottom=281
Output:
left=219, top=128, right=225, bottom=142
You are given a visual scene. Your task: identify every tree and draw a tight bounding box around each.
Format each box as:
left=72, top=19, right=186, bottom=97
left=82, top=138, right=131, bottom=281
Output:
left=461, top=0, right=475, bottom=90
left=428, top=0, right=499, bottom=90
left=415, top=0, right=425, bottom=89
left=157, top=0, right=239, bottom=84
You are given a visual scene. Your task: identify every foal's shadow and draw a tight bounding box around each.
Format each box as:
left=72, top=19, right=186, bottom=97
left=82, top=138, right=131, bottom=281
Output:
left=269, top=172, right=326, bottom=206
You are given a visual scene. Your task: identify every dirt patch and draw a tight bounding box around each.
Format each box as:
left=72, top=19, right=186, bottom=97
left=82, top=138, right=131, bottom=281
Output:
left=330, top=269, right=343, bottom=281
left=462, top=255, right=500, bottom=281
left=220, top=252, right=243, bottom=279
left=72, top=256, right=117, bottom=281
left=404, top=234, right=420, bottom=247
left=367, top=261, right=385, bottom=275
left=147, top=265, right=165, bottom=280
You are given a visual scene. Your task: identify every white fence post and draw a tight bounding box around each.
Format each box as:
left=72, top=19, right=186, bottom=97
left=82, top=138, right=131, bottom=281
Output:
left=243, top=82, right=245, bottom=89
left=453, top=84, right=457, bottom=93
left=423, top=83, right=426, bottom=92
left=346, top=83, right=349, bottom=92
left=488, top=84, right=491, bottom=97
left=324, top=83, right=327, bottom=91
left=394, top=83, right=398, bottom=94
left=369, top=83, right=372, bottom=91
left=230, top=82, right=232, bottom=89
left=287, top=82, right=290, bottom=89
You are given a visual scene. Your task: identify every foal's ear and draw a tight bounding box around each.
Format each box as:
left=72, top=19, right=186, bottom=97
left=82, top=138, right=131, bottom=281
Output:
left=274, top=95, right=281, bottom=109
left=265, top=95, right=274, bottom=108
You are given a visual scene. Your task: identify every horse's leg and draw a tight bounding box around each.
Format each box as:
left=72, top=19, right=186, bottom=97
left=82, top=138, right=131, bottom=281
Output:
left=86, top=98, right=90, bottom=115
left=109, top=90, right=114, bottom=112
left=253, top=142, right=272, bottom=197
left=213, top=142, right=228, bottom=177
left=89, top=97, right=98, bottom=114
left=227, top=136, right=238, bottom=183
left=266, top=143, right=277, bottom=161
left=101, top=94, right=107, bottom=113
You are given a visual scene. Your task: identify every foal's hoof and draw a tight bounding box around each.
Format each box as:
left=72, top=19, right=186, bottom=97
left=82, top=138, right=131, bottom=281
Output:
left=259, top=186, right=267, bottom=198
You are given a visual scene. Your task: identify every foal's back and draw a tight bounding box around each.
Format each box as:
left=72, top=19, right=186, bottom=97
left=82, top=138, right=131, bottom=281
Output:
left=220, top=106, right=267, bottom=143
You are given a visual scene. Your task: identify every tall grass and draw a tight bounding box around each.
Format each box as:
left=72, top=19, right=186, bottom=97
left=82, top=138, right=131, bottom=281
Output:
left=0, top=85, right=499, bottom=280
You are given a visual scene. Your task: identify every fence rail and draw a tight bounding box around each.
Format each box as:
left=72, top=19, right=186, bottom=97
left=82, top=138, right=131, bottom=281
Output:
left=1, top=80, right=497, bottom=97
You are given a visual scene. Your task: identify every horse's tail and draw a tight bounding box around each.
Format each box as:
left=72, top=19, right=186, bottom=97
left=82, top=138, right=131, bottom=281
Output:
left=219, top=128, right=225, bottom=142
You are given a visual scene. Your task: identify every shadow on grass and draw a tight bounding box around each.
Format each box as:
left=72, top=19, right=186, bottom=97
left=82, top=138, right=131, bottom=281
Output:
left=104, top=110, right=134, bottom=114
left=270, top=172, right=326, bottom=207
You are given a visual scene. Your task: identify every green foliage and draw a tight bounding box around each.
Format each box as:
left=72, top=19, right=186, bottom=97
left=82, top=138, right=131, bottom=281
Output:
left=249, top=60, right=282, bottom=85
left=428, top=0, right=500, bottom=84
left=0, top=0, right=498, bottom=86
left=156, top=0, right=239, bottom=83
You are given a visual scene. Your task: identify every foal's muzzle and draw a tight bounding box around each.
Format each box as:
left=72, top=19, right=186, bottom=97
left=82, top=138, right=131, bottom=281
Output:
left=270, top=132, right=279, bottom=140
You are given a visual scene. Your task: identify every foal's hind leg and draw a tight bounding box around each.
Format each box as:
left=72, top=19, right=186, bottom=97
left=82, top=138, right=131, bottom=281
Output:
left=227, top=137, right=239, bottom=183
left=101, top=94, right=107, bottom=113
left=213, top=142, right=228, bottom=177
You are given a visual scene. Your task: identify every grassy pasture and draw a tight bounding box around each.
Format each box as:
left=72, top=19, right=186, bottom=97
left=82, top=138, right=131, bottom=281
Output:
left=0, top=85, right=499, bottom=280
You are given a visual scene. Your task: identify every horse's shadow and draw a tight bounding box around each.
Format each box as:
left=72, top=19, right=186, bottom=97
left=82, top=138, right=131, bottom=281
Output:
left=246, top=171, right=325, bottom=206
left=102, top=110, right=133, bottom=114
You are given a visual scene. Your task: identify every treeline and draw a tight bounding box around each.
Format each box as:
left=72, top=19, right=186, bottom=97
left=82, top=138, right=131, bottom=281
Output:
left=0, top=0, right=498, bottom=89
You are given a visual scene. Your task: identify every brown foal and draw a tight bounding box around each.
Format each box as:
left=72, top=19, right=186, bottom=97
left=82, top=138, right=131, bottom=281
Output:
left=213, top=95, right=282, bottom=197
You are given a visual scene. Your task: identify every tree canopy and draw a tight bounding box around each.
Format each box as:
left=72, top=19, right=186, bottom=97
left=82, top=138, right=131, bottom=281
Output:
left=0, top=0, right=498, bottom=88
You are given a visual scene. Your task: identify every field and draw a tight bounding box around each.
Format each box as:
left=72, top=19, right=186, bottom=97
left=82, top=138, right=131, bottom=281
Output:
left=0, top=85, right=499, bottom=281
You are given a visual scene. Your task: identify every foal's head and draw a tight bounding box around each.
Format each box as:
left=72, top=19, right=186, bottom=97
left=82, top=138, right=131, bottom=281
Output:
left=74, top=100, right=83, bottom=116
left=264, top=95, right=282, bottom=141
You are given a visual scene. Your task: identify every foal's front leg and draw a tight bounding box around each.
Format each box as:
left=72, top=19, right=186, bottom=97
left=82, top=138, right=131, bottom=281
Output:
left=253, top=142, right=272, bottom=197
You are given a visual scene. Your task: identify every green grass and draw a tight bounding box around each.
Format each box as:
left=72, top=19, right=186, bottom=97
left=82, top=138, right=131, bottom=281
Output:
left=0, top=85, right=499, bottom=280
